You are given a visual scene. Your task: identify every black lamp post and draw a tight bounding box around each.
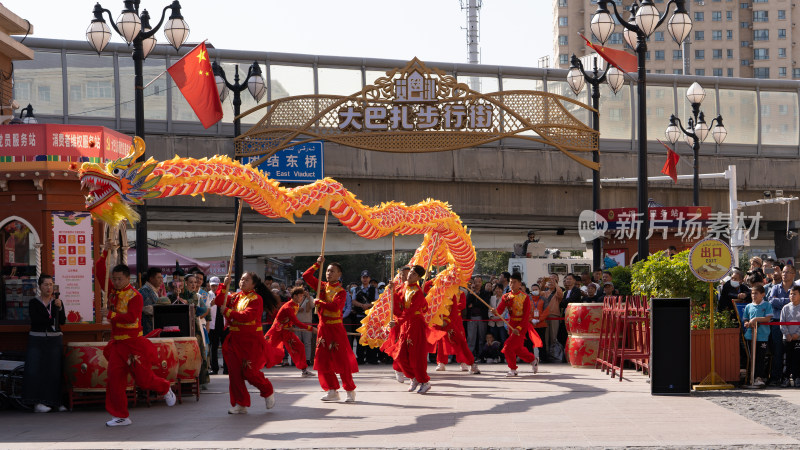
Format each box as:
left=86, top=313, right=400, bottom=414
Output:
left=211, top=61, right=266, bottom=286
left=19, top=104, right=37, bottom=124
left=591, top=0, right=692, bottom=262
left=86, top=0, right=189, bottom=283
left=665, top=82, right=728, bottom=206
left=566, top=54, right=625, bottom=271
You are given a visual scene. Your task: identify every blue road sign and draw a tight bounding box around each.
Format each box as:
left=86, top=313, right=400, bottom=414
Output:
left=240, top=141, right=324, bottom=183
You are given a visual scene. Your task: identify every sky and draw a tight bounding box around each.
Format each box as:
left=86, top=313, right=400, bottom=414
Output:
left=8, top=0, right=555, bottom=67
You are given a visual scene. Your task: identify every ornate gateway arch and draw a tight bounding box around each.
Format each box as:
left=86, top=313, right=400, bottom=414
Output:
left=235, top=57, right=599, bottom=170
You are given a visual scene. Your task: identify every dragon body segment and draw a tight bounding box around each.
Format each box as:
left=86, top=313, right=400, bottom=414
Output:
left=78, top=137, right=475, bottom=346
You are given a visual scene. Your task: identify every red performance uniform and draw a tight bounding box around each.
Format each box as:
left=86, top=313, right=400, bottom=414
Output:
left=215, top=287, right=273, bottom=407
left=496, top=290, right=543, bottom=370
left=264, top=301, right=313, bottom=370
left=303, top=264, right=358, bottom=392
left=387, top=282, right=430, bottom=383
left=432, top=292, right=474, bottom=365
left=382, top=281, right=407, bottom=374
left=97, top=251, right=170, bottom=419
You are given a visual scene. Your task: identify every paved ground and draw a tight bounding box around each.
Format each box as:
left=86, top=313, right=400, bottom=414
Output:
left=1, top=361, right=798, bottom=449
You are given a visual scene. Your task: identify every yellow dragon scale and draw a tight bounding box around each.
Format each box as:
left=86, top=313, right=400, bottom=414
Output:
left=78, top=137, right=475, bottom=347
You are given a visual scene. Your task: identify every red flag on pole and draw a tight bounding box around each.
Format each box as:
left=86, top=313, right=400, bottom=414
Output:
left=579, top=33, right=638, bottom=73
left=167, top=42, right=223, bottom=129
left=658, top=139, right=680, bottom=183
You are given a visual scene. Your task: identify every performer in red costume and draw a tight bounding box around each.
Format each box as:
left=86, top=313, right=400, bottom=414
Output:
left=96, top=248, right=175, bottom=427
left=215, top=272, right=276, bottom=414
left=492, top=272, right=543, bottom=377
left=388, top=265, right=432, bottom=394
left=383, top=266, right=412, bottom=384
left=303, top=256, right=359, bottom=403
left=432, top=292, right=480, bottom=374
left=264, top=286, right=315, bottom=377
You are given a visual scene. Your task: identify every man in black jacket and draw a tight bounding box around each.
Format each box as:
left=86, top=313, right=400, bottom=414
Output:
left=558, top=273, right=582, bottom=352
left=352, top=270, right=378, bottom=364
left=465, top=276, right=490, bottom=361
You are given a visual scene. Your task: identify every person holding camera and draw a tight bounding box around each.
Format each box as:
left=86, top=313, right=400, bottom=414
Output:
left=22, top=274, right=66, bottom=413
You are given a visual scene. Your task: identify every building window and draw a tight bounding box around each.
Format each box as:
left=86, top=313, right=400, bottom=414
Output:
left=695, top=49, right=705, bottom=60
left=753, top=29, right=769, bottom=41
left=753, top=0, right=767, bottom=2
left=695, top=30, right=705, bottom=41
left=778, top=10, right=786, bottom=20
left=86, top=81, right=112, bottom=99
left=37, top=85, right=50, bottom=102
left=753, top=67, right=769, bottom=78
left=654, top=31, right=664, bottom=41
left=780, top=105, right=789, bottom=115
left=779, top=67, right=787, bottom=78
left=559, top=54, right=569, bottom=65
left=712, top=30, right=723, bottom=40
left=645, top=51, right=651, bottom=60
left=713, top=49, right=723, bottom=59
left=793, top=68, right=800, bottom=79
left=741, top=59, right=750, bottom=65
left=13, top=80, right=31, bottom=101
left=713, top=68, right=723, bottom=76
left=695, top=12, right=704, bottom=21
left=741, top=40, right=751, bottom=47
left=728, top=68, right=734, bottom=77
left=778, top=29, right=786, bottom=39
left=558, top=0, right=567, bottom=6
left=655, top=70, right=665, bottom=74
left=741, top=22, right=749, bottom=28
left=609, top=33, right=623, bottom=45
left=712, top=11, right=722, bottom=21
left=69, top=84, right=81, bottom=101
left=727, top=30, right=733, bottom=40
left=740, top=2, right=748, bottom=7
left=779, top=48, right=787, bottom=58
left=726, top=10, right=733, bottom=20
left=673, top=49, right=683, bottom=60
left=559, top=35, right=568, bottom=46
left=727, top=49, right=734, bottom=58
left=558, top=17, right=568, bottom=27
left=655, top=50, right=665, bottom=60
left=754, top=48, right=769, bottom=60
left=674, top=69, right=683, bottom=74
left=753, top=11, right=768, bottom=22
left=696, top=69, right=706, bottom=75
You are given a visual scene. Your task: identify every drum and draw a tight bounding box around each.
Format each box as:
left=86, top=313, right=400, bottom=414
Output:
left=566, top=334, right=600, bottom=368
left=147, top=338, right=179, bottom=382
left=172, top=336, right=202, bottom=382
left=565, top=303, right=603, bottom=335
left=64, top=342, right=132, bottom=391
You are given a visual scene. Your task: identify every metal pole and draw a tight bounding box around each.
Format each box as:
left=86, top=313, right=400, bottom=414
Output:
left=636, top=34, right=649, bottom=263
left=133, top=28, right=148, bottom=285
left=691, top=102, right=701, bottom=207
left=590, top=62, right=601, bottom=271
left=232, top=65, right=244, bottom=286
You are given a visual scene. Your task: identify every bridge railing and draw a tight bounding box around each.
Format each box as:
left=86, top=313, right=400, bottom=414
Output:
left=12, top=37, right=800, bottom=157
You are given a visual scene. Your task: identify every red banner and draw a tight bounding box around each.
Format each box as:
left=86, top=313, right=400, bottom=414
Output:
left=0, top=124, right=131, bottom=167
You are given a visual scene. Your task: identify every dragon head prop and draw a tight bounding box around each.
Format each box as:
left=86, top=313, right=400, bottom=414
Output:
left=77, top=136, right=162, bottom=226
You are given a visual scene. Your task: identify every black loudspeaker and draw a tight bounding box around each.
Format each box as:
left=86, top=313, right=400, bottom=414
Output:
left=153, top=304, right=195, bottom=337
left=650, top=298, right=691, bottom=395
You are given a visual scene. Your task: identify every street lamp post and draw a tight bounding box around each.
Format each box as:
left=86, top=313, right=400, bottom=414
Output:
left=211, top=61, right=266, bottom=287
left=665, top=82, right=728, bottom=206
left=591, top=0, right=692, bottom=262
left=567, top=54, right=625, bottom=271
left=86, top=0, right=189, bottom=283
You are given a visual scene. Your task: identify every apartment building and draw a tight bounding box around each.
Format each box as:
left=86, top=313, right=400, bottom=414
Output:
left=553, top=0, right=798, bottom=79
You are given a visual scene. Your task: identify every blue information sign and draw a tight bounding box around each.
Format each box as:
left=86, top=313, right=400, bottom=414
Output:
left=240, top=141, right=324, bottom=183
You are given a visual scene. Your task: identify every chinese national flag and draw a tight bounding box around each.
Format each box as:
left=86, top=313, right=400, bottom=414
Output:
left=658, top=139, right=680, bottom=183
left=579, top=33, right=638, bottom=73
left=167, top=42, right=223, bottom=128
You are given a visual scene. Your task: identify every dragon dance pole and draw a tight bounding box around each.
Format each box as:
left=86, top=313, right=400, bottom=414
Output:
left=314, top=209, right=331, bottom=314
left=225, top=200, right=244, bottom=291
left=390, top=233, right=395, bottom=322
